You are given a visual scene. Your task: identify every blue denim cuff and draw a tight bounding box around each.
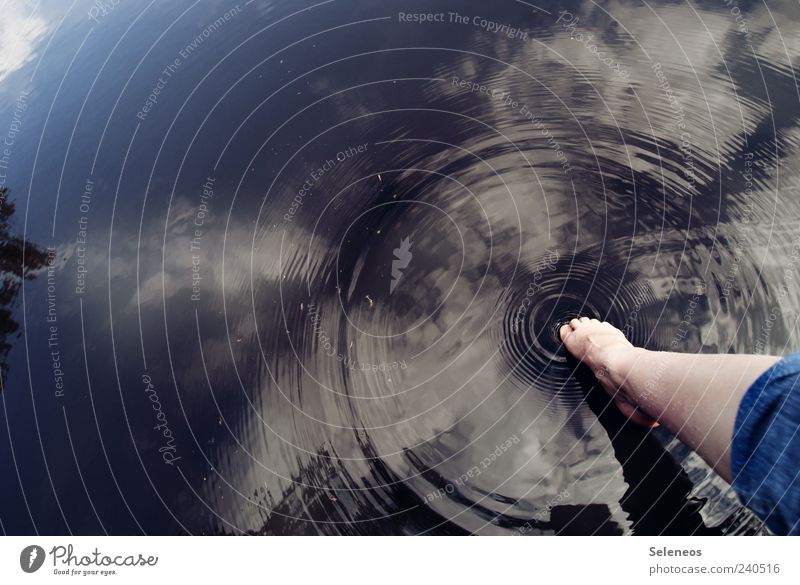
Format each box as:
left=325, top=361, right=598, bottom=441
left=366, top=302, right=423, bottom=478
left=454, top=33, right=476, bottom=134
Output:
left=731, top=353, right=800, bottom=535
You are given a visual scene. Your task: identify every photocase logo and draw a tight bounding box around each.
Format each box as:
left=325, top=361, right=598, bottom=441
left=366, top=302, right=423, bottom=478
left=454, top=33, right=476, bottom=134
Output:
left=19, top=545, right=45, bottom=573
left=390, top=236, right=413, bottom=294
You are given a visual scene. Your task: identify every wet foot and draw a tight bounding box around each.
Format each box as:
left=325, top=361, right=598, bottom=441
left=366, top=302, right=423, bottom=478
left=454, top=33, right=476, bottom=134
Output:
left=559, top=317, right=656, bottom=426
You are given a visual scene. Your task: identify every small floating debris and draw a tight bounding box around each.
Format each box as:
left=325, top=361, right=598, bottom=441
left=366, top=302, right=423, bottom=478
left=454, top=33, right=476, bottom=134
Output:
left=365, top=294, right=374, bottom=307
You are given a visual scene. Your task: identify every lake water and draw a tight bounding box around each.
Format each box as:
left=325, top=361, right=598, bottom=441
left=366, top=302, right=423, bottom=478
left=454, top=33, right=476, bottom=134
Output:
left=1, top=0, right=799, bottom=535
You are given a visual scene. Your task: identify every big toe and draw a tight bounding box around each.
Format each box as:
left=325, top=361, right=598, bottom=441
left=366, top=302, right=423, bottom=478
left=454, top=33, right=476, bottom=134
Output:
left=559, top=323, right=582, bottom=354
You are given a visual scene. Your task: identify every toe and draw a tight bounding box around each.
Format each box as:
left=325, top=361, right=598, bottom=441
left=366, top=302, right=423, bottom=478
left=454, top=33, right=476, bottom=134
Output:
left=569, top=318, right=580, bottom=329
left=559, top=324, right=572, bottom=341
left=560, top=328, right=581, bottom=356
left=579, top=316, right=590, bottom=323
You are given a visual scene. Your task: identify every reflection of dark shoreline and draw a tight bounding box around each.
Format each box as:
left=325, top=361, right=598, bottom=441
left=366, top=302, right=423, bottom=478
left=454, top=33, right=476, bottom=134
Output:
left=239, top=443, right=469, bottom=536
left=233, top=427, right=766, bottom=535
left=0, top=186, right=48, bottom=382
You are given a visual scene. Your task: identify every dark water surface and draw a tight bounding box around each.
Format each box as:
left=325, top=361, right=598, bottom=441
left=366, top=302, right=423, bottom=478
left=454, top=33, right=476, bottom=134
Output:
left=1, top=0, right=799, bottom=535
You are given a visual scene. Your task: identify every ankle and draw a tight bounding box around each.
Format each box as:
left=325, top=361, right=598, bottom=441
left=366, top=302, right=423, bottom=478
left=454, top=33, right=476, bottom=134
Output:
left=607, top=346, right=647, bottom=389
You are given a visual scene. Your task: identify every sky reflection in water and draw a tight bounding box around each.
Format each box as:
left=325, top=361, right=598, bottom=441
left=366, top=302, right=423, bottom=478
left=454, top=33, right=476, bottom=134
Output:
left=0, top=0, right=799, bottom=535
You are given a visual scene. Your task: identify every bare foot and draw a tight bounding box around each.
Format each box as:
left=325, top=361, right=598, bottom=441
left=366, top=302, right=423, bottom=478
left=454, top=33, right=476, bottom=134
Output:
left=559, top=317, right=657, bottom=426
